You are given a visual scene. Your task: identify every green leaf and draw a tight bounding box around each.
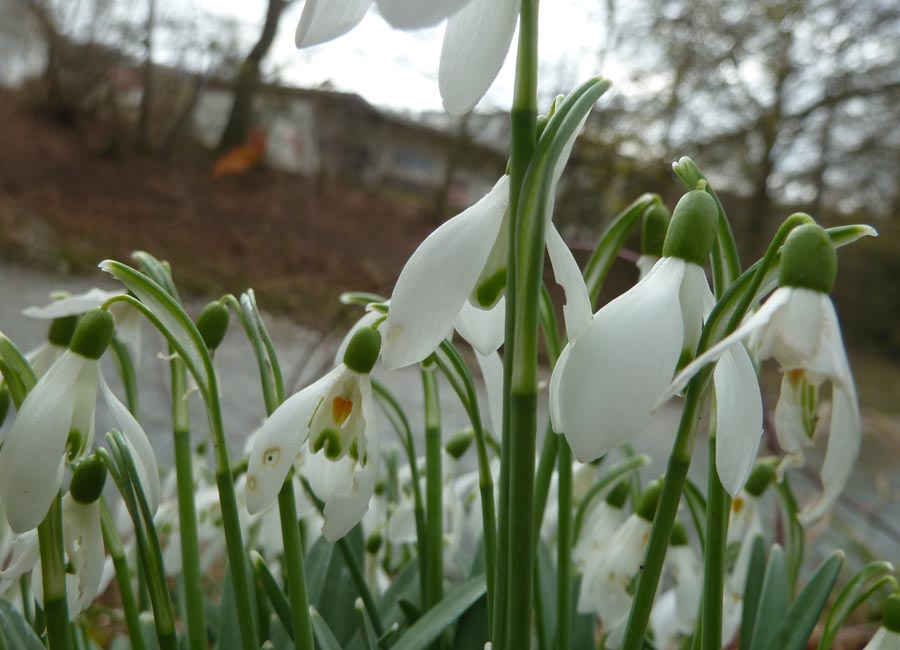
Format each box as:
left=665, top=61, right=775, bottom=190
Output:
left=748, top=545, right=790, bottom=650
left=583, top=193, right=660, bottom=305
left=535, top=542, right=557, bottom=650
left=739, top=536, right=767, bottom=650
left=311, top=608, right=344, bottom=650
left=0, top=600, right=44, bottom=650
left=774, top=480, right=804, bottom=591
left=378, top=560, right=421, bottom=629
left=390, top=577, right=487, bottom=650
left=305, top=535, right=336, bottom=605
left=571, top=577, right=596, bottom=650
left=131, top=251, right=180, bottom=299
left=0, top=335, right=36, bottom=407
left=355, top=599, right=379, bottom=650
left=818, top=560, right=896, bottom=650
left=682, top=479, right=708, bottom=551
left=251, top=552, right=293, bottom=640
left=100, top=260, right=210, bottom=395
left=768, top=551, right=843, bottom=650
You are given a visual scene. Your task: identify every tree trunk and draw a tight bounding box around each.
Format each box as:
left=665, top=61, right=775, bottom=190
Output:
left=217, top=0, right=286, bottom=150
left=136, top=0, right=156, bottom=151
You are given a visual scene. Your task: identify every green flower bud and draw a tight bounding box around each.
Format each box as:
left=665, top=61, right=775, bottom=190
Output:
left=662, top=189, right=718, bottom=266
left=47, top=316, right=79, bottom=347
left=640, top=203, right=671, bottom=258
left=670, top=521, right=688, bottom=546
left=445, top=429, right=474, bottom=459
left=343, top=326, right=382, bottom=374
left=635, top=479, right=663, bottom=522
left=69, top=309, right=115, bottom=360
left=744, top=460, right=777, bottom=497
left=366, top=533, right=383, bottom=555
left=70, top=455, right=107, bottom=504
left=196, top=301, right=230, bottom=350
left=604, top=480, right=630, bottom=509
left=778, top=222, right=837, bottom=294
left=883, top=594, right=900, bottom=632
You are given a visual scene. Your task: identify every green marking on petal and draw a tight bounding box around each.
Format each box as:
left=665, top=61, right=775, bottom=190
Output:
left=66, top=430, right=84, bottom=461
left=474, top=267, right=507, bottom=309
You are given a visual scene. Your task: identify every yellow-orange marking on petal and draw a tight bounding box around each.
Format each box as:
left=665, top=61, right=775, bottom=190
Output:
left=332, top=396, right=353, bottom=425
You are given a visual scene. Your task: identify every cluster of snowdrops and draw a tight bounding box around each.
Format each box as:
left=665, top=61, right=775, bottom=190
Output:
left=1, top=0, right=900, bottom=649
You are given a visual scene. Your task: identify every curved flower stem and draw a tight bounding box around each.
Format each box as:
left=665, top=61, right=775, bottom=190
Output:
left=226, top=292, right=314, bottom=650
left=701, top=425, right=730, bottom=650
left=37, top=494, right=71, bottom=650
left=110, top=338, right=139, bottom=415
left=496, top=2, right=540, bottom=647
left=99, top=499, right=147, bottom=650
left=170, top=357, right=207, bottom=650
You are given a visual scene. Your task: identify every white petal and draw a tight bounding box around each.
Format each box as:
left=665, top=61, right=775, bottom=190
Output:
left=245, top=367, right=343, bottom=514
left=0, top=531, right=39, bottom=587
left=757, top=288, right=821, bottom=368
left=23, top=289, right=122, bottom=319
left=773, top=372, right=809, bottom=456
left=386, top=501, right=418, bottom=544
left=798, top=382, right=860, bottom=525
left=714, top=344, right=763, bottom=496
left=549, top=343, right=571, bottom=434
left=439, top=0, right=518, bottom=115
left=473, top=350, right=503, bottom=437
left=108, top=302, right=143, bottom=364
left=382, top=176, right=509, bottom=369
left=295, top=0, right=371, bottom=48
left=455, top=298, right=505, bottom=356
left=0, top=352, right=83, bottom=533
left=27, top=342, right=66, bottom=378
left=862, top=628, right=900, bottom=650
left=670, top=545, right=702, bottom=632
left=376, top=0, right=470, bottom=28
left=678, top=263, right=715, bottom=355
left=100, top=375, right=160, bottom=515
left=635, top=255, right=658, bottom=281
left=62, top=496, right=104, bottom=618
left=649, top=590, right=680, bottom=650
left=553, top=258, right=686, bottom=462
left=658, top=287, right=792, bottom=408
left=545, top=223, right=592, bottom=341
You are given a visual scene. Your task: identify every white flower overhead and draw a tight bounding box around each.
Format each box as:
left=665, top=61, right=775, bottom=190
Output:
left=665, top=286, right=859, bottom=523
left=294, top=0, right=519, bottom=115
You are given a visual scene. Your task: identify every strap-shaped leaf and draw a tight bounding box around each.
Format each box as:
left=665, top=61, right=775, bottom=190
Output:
left=683, top=479, right=708, bottom=551
left=100, top=260, right=210, bottom=396
left=311, top=608, right=344, bottom=650
left=0, top=600, right=43, bottom=650
left=768, top=551, right=844, bottom=650
left=251, top=552, right=294, bottom=640
left=749, top=545, right=790, bottom=650
left=390, top=576, right=487, bottom=650
left=818, top=560, right=896, bottom=650
left=582, top=193, right=661, bottom=305
left=739, top=536, right=767, bottom=650
left=775, top=479, right=805, bottom=592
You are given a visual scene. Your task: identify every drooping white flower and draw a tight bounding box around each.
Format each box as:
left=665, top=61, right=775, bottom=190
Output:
left=245, top=326, right=381, bottom=541
left=550, top=190, right=724, bottom=462
left=294, top=0, right=519, bottom=115
left=665, top=224, right=861, bottom=522
left=381, top=176, right=509, bottom=369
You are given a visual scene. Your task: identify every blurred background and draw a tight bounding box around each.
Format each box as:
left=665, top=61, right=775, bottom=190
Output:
left=0, top=0, right=898, bottom=620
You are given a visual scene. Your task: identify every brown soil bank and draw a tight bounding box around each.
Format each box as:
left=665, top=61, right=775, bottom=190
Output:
left=0, top=92, right=436, bottom=329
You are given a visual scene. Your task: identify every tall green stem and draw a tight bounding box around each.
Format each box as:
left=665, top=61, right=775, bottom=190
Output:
left=37, top=495, right=71, bottom=650
left=170, top=358, right=207, bottom=650
left=556, top=439, right=573, bottom=650
left=701, top=428, right=730, bottom=650
left=495, top=1, right=539, bottom=648
left=422, top=365, right=444, bottom=615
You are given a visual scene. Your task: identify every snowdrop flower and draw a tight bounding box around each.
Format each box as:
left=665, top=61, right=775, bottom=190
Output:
left=381, top=176, right=509, bottom=369
left=0, top=310, right=112, bottom=533
left=666, top=223, right=862, bottom=523
left=294, top=0, right=519, bottom=115
left=578, top=481, right=661, bottom=649
left=245, top=325, right=382, bottom=542
left=24, top=288, right=142, bottom=362
left=649, top=523, right=702, bottom=649
left=0, top=456, right=108, bottom=618
left=863, top=594, right=900, bottom=650
left=551, top=189, right=730, bottom=462
left=0, top=309, right=158, bottom=533
left=573, top=480, right=629, bottom=575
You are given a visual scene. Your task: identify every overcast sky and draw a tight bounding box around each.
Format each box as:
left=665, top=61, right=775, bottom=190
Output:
left=194, top=0, right=630, bottom=115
